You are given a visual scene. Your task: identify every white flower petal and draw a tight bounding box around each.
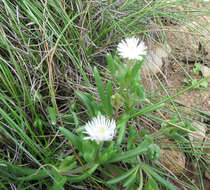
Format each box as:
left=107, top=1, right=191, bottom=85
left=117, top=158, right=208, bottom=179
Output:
left=83, top=115, right=116, bottom=142
left=117, top=37, right=147, bottom=60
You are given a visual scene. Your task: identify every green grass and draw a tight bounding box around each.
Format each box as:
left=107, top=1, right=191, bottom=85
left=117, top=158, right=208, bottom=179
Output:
left=0, top=0, right=209, bottom=189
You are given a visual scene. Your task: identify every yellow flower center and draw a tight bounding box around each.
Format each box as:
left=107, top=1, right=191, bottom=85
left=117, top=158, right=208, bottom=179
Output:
left=100, top=126, right=105, bottom=133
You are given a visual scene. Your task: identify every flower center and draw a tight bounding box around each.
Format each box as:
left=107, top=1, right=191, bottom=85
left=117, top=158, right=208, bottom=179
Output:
left=130, top=45, right=135, bottom=50
left=100, top=126, right=106, bottom=133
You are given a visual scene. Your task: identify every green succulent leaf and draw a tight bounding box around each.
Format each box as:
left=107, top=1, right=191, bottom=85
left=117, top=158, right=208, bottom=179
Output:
left=144, top=177, right=159, bottom=190
left=59, top=127, right=82, bottom=151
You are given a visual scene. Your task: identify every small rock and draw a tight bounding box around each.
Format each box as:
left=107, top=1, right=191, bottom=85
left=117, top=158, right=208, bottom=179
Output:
left=201, top=66, right=210, bottom=82
left=141, top=43, right=171, bottom=76
left=158, top=139, right=186, bottom=176
left=189, top=122, right=207, bottom=146
left=159, top=149, right=186, bottom=176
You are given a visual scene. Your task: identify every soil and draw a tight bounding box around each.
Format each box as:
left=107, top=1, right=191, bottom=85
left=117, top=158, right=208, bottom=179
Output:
left=141, top=1, right=210, bottom=189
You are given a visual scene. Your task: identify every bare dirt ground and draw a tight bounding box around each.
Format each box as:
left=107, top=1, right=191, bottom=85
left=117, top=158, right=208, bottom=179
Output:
left=141, top=2, right=210, bottom=189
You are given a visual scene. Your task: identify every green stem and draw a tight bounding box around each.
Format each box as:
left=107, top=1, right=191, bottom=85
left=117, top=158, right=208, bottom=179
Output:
left=129, top=76, right=210, bottom=119
left=67, top=164, right=99, bottom=183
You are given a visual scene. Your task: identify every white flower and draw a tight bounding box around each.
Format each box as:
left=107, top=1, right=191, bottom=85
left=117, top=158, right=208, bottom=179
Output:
left=83, top=115, right=116, bottom=142
left=117, top=37, right=147, bottom=60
